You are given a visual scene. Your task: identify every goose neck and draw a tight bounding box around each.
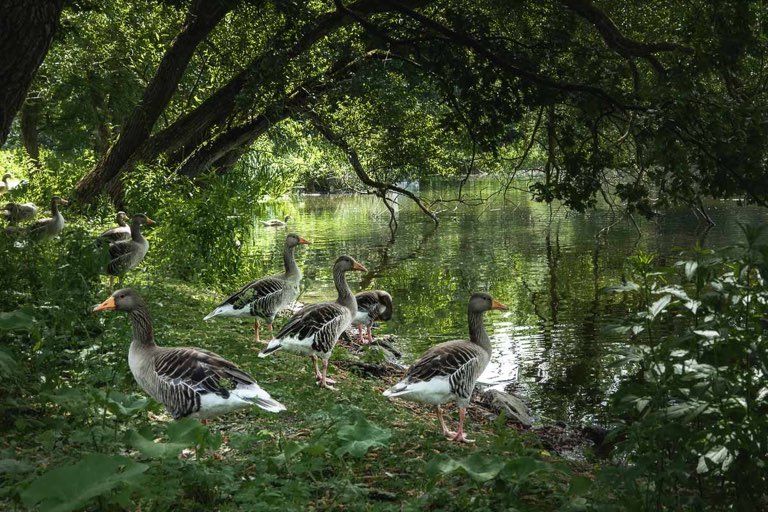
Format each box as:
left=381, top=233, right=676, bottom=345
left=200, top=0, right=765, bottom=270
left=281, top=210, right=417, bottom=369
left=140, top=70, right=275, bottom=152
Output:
left=130, top=219, right=145, bottom=242
left=333, top=266, right=356, bottom=311
left=283, top=243, right=299, bottom=276
left=128, top=307, right=156, bottom=347
left=468, top=310, right=491, bottom=353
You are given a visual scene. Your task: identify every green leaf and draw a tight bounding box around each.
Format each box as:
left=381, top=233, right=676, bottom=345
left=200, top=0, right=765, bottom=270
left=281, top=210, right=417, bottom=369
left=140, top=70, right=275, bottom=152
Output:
left=0, top=309, right=36, bottom=332
left=426, top=453, right=507, bottom=482
left=125, top=429, right=190, bottom=459
left=166, top=417, right=206, bottom=443
left=604, top=281, right=640, bottom=293
left=648, top=295, right=672, bottom=320
left=20, top=454, right=148, bottom=512
left=270, top=441, right=309, bottom=466
left=335, top=417, right=391, bottom=458
left=0, top=458, right=34, bottom=475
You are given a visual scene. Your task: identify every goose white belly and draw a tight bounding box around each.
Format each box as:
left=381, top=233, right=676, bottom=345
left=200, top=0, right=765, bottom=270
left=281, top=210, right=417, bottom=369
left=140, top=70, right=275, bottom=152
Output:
left=277, top=334, right=320, bottom=357
left=386, top=377, right=455, bottom=405
left=204, top=303, right=259, bottom=319
left=352, top=310, right=370, bottom=326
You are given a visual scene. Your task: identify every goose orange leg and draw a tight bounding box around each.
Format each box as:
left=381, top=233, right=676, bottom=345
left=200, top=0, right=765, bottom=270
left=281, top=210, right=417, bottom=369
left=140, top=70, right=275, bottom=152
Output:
left=436, top=405, right=456, bottom=438
left=253, top=320, right=260, bottom=343
left=312, top=355, right=336, bottom=385
left=451, top=407, right=474, bottom=443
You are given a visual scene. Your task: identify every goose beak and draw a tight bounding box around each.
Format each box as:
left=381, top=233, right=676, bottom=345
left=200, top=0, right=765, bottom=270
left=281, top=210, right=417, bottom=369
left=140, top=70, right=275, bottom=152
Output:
left=145, top=217, right=156, bottom=225
left=93, top=296, right=117, bottom=312
left=298, top=237, right=311, bottom=245
left=60, top=198, right=69, bottom=206
left=491, top=299, right=508, bottom=311
left=352, top=261, right=368, bottom=272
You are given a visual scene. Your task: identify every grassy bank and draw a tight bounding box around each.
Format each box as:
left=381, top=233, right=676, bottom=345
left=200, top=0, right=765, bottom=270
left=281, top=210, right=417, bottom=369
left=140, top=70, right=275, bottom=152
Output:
left=1, top=276, right=603, bottom=511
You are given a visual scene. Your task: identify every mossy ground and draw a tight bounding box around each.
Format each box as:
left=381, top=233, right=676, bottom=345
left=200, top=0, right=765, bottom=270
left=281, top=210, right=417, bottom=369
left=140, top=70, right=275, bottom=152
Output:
left=1, top=278, right=604, bottom=511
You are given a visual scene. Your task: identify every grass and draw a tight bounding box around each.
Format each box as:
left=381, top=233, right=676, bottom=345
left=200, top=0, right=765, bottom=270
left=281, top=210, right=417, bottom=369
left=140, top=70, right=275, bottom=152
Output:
left=1, top=277, right=603, bottom=511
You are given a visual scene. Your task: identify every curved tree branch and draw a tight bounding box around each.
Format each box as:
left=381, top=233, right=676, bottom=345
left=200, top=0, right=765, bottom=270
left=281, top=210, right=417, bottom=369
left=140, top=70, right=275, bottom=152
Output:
left=305, top=110, right=439, bottom=225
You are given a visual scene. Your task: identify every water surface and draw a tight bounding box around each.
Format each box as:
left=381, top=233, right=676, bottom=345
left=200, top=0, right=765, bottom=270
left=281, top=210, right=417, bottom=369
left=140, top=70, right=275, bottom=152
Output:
left=242, top=177, right=768, bottom=424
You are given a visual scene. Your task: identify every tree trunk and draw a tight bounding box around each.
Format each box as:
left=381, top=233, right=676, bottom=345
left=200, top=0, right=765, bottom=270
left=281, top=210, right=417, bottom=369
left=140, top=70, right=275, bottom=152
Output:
left=20, top=98, right=41, bottom=168
left=73, top=0, right=235, bottom=204
left=0, top=0, right=65, bottom=146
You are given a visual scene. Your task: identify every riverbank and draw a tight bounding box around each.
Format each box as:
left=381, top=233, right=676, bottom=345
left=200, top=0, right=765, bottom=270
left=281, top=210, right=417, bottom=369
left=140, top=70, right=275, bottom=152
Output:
left=1, top=278, right=607, bottom=511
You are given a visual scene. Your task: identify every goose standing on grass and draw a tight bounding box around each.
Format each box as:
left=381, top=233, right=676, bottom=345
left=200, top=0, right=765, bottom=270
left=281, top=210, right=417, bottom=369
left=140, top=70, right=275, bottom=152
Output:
left=93, top=288, right=285, bottom=419
left=383, top=292, right=508, bottom=443
left=105, top=213, right=154, bottom=291
left=259, top=215, right=291, bottom=227
left=352, top=290, right=393, bottom=344
left=259, top=255, right=367, bottom=389
left=97, top=211, right=131, bottom=244
left=27, top=196, right=68, bottom=241
left=204, top=233, right=311, bottom=342
left=1, top=202, right=38, bottom=224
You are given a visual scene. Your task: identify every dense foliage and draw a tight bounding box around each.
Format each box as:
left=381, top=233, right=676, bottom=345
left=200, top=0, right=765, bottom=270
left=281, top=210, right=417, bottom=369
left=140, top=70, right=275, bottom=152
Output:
left=606, top=226, right=768, bottom=510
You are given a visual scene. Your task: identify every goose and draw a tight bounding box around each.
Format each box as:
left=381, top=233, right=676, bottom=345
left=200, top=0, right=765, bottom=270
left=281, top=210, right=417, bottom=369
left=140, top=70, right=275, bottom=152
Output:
left=105, top=213, right=154, bottom=290
left=97, top=211, right=131, bottom=244
left=0, top=173, right=17, bottom=194
left=1, top=202, right=38, bottom=224
left=383, top=292, right=508, bottom=443
left=352, top=290, right=393, bottom=344
left=259, top=215, right=291, bottom=227
left=259, top=255, right=367, bottom=389
left=27, top=196, right=68, bottom=241
left=204, top=233, right=311, bottom=342
left=93, top=288, right=285, bottom=419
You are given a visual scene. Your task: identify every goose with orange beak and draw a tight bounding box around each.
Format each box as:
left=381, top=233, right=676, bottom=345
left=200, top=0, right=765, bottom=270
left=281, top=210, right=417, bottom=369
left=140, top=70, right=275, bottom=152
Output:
left=383, top=292, right=509, bottom=443
left=104, top=213, right=155, bottom=291
left=93, top=288, right=285, bottom=419
left=259, top=255, right=367, bottom=389
left=204, top=233, right=311, bottom=342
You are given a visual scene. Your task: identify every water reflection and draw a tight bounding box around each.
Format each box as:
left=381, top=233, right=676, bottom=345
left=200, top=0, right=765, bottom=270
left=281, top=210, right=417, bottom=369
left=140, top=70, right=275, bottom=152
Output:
left=242, top=178, right=768, bottom=423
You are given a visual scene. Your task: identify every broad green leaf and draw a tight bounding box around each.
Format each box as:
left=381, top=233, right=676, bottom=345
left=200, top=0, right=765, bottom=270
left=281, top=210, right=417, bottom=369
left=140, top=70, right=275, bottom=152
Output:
left=604, top=281, right=640, bottom=293
left=335, top=417, right=391, bottom=458
left=648, top=295, right=672, bottom=320
left=167, top=417, right=206, bottom=443
left=271, top=441, right=309, bottom=466
left=426, top=453, right=507, bottom=482
left=0, top=309, right=36, bottom=332
left=20, top=454, right=148, bottom=512
left=125, top=429, right=190, bottom=459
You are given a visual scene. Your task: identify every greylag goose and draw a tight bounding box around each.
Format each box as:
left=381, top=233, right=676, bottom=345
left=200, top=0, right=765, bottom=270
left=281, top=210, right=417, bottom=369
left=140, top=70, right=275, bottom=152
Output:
left=105, top=213, right=154, bottom=290
left=93, top=288, right=285, bottom=419
left=97, top=211, right=131, bottom=244
left=352, top=290, right=393, bottom=344
left=27, top=196, right=68, bottom=241
left=1, top=202, right=38, bottom=224
left=204, top=233, right=311, bottom=342
left=259, top=215, right=291, bottom=227
left=383, top=292, right=508, bottom=443
left=259, top=255, right=367, bottom=389
left=0, top=173, right=17, bottom=194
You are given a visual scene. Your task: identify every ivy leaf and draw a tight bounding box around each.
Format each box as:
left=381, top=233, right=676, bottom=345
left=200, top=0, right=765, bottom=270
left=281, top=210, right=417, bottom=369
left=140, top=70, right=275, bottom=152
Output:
left=335, top=417, right=391, bottom=458
left=426, top=453, right=507, bottom=482
left=20, top=454, right=148, bottom=512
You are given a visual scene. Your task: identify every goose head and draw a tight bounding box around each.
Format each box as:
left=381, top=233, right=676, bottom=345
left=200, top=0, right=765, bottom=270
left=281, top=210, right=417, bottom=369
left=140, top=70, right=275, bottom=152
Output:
left=130, top=213, right=155, bottom=226
left=93, top=288, right=145, bottom=313
left=468, top=292, right=508, bottom=313
left=51, top=196, right=69, bottom=207
left=284, top=215, right=291, bottom=223
left=334, top=255, right=367, bottom=273
left=2, top=173, right=11, bottom=183
left=116, top=211, right=129, bottom=226
left=286, top=233, right=311, bottom=247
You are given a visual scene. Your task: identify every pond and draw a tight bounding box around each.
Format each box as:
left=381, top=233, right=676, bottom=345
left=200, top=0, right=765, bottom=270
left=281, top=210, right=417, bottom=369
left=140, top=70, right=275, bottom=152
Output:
left=241, top=177, right=768, bottom=425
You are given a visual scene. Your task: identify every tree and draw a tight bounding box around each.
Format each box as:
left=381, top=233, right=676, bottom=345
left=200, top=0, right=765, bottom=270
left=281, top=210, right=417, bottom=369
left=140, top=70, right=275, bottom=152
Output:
left=0, top=0, right=65, bottom=145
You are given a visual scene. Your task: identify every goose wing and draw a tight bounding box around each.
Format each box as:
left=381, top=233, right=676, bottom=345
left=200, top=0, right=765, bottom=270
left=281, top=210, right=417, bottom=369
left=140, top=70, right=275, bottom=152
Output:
left=404, top=341, right=486, bottom=399
left=276, top=302, right=349, bottom=353
left=219, top=276, right=286, bottom=315
left=107, top=240, right=136, bottom=273
left=98, top=226, right=130, bottom=244
left=153, top=347, right=256, bottom=419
